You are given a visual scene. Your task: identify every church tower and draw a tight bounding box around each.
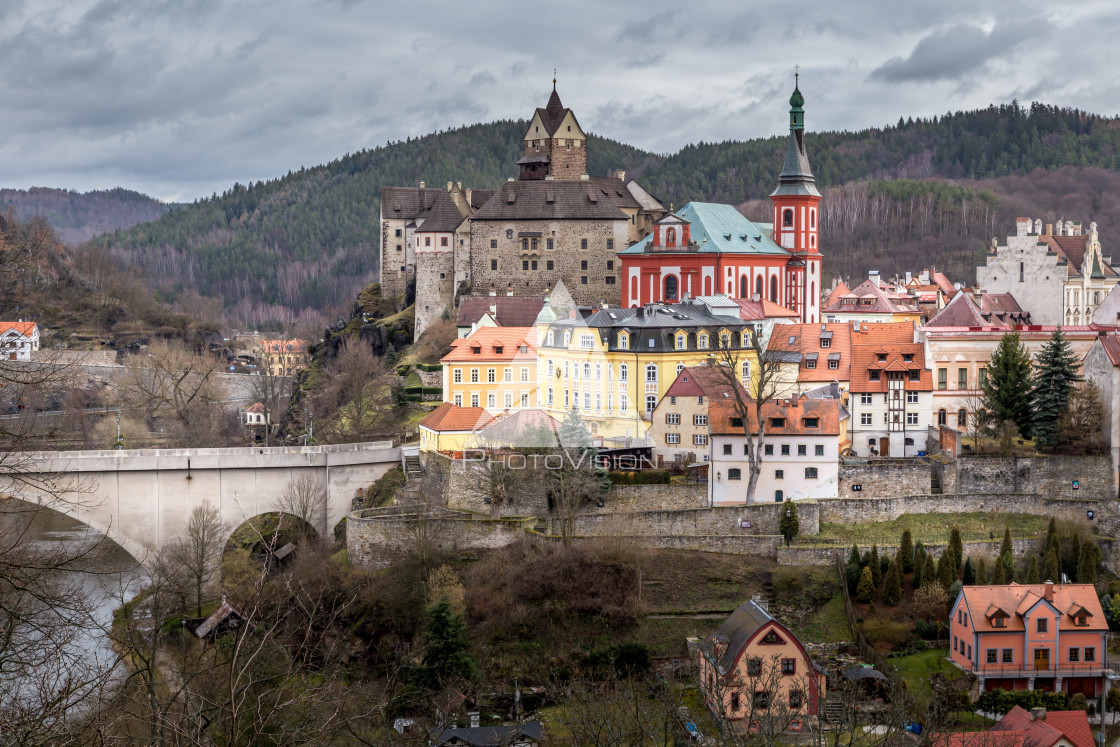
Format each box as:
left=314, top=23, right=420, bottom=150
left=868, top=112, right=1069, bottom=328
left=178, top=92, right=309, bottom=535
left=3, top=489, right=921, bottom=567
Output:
left=518, top=80, right=587, bottom=181
left=770, top=75, right=822, bottom=323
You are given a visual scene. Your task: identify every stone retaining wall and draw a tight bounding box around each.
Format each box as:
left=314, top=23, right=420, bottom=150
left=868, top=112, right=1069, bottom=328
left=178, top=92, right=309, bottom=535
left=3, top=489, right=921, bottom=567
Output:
left=954, top=455, right=1112, bottom=498
left=595, top=483, right=708, bottom=513
left=777, top=537, right=1040, bottom=567
left=838, top=460, right=931, bottom=499
left=558, top=501, right=821, bottom=538
left=348, top=508, right=532, bottom=568
left=817, top=494, right=1107, bottom=525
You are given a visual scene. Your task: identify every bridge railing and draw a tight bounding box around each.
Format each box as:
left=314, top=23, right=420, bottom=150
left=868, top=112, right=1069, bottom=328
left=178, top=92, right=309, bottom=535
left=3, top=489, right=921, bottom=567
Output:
left=23, top=441, right=398, bottom=459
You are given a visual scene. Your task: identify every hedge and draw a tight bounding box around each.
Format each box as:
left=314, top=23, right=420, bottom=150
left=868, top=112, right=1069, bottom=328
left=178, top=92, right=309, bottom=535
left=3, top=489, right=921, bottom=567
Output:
left=976, top=689, right=1070, bottom=715
left=608, top=470, right=671, bottom=485
left=415, top=362, right=442, bottom=372
left=403, top=386, right=443, bottom=395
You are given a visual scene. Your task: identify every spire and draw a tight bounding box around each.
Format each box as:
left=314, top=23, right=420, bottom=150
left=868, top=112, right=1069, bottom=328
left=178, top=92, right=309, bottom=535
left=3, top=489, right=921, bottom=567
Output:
left=771, top=71, right=819, bottom=198
left=553, top=68, right=557, bottom=92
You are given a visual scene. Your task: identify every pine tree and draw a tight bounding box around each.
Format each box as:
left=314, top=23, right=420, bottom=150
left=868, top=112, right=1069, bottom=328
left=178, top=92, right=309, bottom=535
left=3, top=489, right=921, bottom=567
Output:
left=849, top=544, right=862, bottom=568
left=384, top=342, right=398, bottom=365
left=870, top=544, right=882, bottom=587
left=1000, top=528, right=1013, bottom=559
left=912, top=552, right=924, bottom=589
left=856, top=566, right=875, bottom=602
left=883, top=559, right=902, bottom=605
left=559, top=406, right=594, bottom=450
left=779, top=502, right=801, bottom=544
left=900, top=529, right=915, bottom=573
left=993, top=556, right=1007, bottom=584
left=422, top=596, right=475, bottom=684
left=937, top=552, right=955, bottom=590
left=1077, top=542, right=1098, bottom=585
left=922, top=553, right=937, bottom=588
left=1044, top=547, right=1060, bottom=583
left=948, top=528, right=963, bottom=570
left=1044, top=517, right=1059, bottom=558
left=1025, top=554, right=1040, bottom=584
left=976, top=556, right=989, bottom=585
left=1000, top=550, right=1016, bottom=583
left=984, top=332, right=1034, bottom=436
left=1031, top=328, right=1081, bottom=447
left=962, top=556, right=976, bottom=586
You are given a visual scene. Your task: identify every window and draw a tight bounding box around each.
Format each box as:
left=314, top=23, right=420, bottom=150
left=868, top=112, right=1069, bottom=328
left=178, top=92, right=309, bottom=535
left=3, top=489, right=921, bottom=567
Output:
left=579, top=334, right=594, bottom=349
left=764, top=445, right=773, bottom=455
left=620, top=393, right=628, bottom=412
left=869, top=371, right=880, bottom=381
left=502, top=368, right=511, bottom=382
left=804, top=418, right=819, bottom=428
left=781, top=445, right=790, bottom=456
left=958, top=368, right=968, bottom=389
left=907, top=391, right=918, bottom=404
left=1036, top=618, right=1048, bottom=633
left=607, top=260, right=614, bottom=270
left=775, top=470, right=784, bottom=479
left=531, top=260, right=538, bottom=270
left=487, top=393, right=496, bottom=408
left=877, top=353, right=887, bottom=362
left=789, top=690, right=803, bottom=709
left=470, top=369, right=479, bottom=383
left=723, top=444, right=732, bottom=455
left=782, top=658, right=796, bottom=675
left=424, top=236, right=431, bottom=246
left=470, top=393, right=479, bottom=407
left=646, top=394, right=658, bottom=412
left=395, top=228, right=402, bottom=237
left=993, top=616, right=1006, bottom=628
left=937, top=409, right=947, bottom=426
left=860, top=393, right=872, bottom=405
left=581, top=260, right=587, bottom=270
left=693, top=434, right=708, bottom=445
left=676, top=334, right=687, bottom=350
left=454, top=394, right=462, bottom=407
left=618, top=333, right=629, bottom=350
left=957, top=409, right=967, bottom=428
left=694, top=414, right=708, bottom=426
left=805, top=358, right=816, bottom=369
left=860, top=413, right=872, bottom=425
left=491, top=259, right=498, bottom=270
left=453, top=369, right=462, bottom=383
left=728, top=468, right=742, bottom=480
left=906, top=412, right=918, bottom=425
left=581, top=276, right=587, bottom=284
left=742, top=361, right=751, bottom=384
left=547, top=238, right=554, bottom=251
left=487, top=368, right=496, bottom=383
left=938, top=368, right=947, bottom=390
left=909, top=370, right=921, bottom=382
left=547, top=388, right=554, bottom=406
left=987, top=649, right=997, bottom=663
left=619, top=364, right=628, bottom=381
left=1002, top=648, right=1013, bottom=662
left=664, top=275, right=679, bottom=301
left=820, top=337, right=830, bottom=348
left=522, top=260, right=529, bottom=271
left=979, top=368, right=988, bottom=387
left=805, top=467, right=818, bottom=479
left=753, top=691, right=771, bottom=710
left=607, top=239, right=614, bottom=251
left=775, top=490, right=783, bottom=502
left=546, top=260, right=554, bottom=270
left=605, top=276, right=615, bottom=285
left=783, top=208, right=793, bottom=227
left=645, top=364, right=657, bottom=382
left=1076, top=614, right=1087, bottom=626
left=828, top=356, right=840, bottom=369
left=797, top=445, right=807, bottom=456
left=698, top=333, right=709, bottom=349
left=731, top=692, right=740, bottom=712
left=747, top=658, right=762, bottom=676
left=506, top=229, right=514, bottom=240
left=582, top=392, right=591, bottom=411
left=1069, top=647, right=1080, bottom=662
left=580, top=238, right=588, bottom=250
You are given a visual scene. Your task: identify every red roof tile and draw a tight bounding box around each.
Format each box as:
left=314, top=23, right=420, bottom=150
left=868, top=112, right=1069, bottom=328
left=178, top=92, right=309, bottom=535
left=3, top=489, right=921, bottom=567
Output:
left=419, top=402, right=495, bottom=432
left=664, top=364, right=748, bottom=399
left=959, top=584, right=1106, bottom=634
left=769, top=323, right=852, bottom=382
left=849, top=321, right=930, bottom=392
left=0, top=321, right=38, bottom=336
left=708, top=397, right=842, bottom=437
left=442, top=327, right=537, bottom=363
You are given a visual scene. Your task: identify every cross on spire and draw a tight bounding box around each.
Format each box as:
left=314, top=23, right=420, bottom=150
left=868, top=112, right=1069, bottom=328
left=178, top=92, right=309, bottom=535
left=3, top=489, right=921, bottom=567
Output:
left=794, top=64, right=799, bottom=86
left=553, top=68, right=557, bottom=91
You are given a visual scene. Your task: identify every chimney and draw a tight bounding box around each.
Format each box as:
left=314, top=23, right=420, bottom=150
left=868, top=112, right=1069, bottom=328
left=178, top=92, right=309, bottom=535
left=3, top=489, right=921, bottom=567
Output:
left=570, top=309, right=578, bottom=319
left=1044, top=581, right=1054, bottom=602
left=1030, top=707, right=1046, bottom=721
left=905, top=271, right=912, bottom=284
left=419, top=180, right=426, bottom=189
left=488, top=286, right=497, bottom=297
left=869, top=270, right=880, bottom=284
left=1045, top=223, right=1052, bottom=236
left=752, top=293, right=761, bottom=302
left=446, top=181, right=453, bottom=190
left=579, top=174, right=590, bottom=181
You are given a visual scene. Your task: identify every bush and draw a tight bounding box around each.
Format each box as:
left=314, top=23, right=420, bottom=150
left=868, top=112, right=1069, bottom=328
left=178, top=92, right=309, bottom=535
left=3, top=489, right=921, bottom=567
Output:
left=581, top=642, right=651, bottom=678
left=416, top=362, right=442, bottom=372
left=977, top=689, right=1070, bottom=715
left=862, top=618, right=910, bottom=651
left=608, top=470, right=671, bottom=485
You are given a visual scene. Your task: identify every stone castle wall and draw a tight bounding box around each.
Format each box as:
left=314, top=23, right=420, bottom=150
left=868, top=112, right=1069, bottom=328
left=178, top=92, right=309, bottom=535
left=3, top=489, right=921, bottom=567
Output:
left=379, top=217, right=411, bottom=302
left=838, top=459, right=932, bottom=499
left=596, top=483, right=708, bottom=512
left=414, top=250, right=456, bottom=340
left=953, top=455, right=1112, bottom=498
left=347, top=507, right=532, bottom=568
left=816, top=493, right=1106, bottom=525
left=467, top=219, right=628, bottom=304
left=558, top=501, right=821, bottom=538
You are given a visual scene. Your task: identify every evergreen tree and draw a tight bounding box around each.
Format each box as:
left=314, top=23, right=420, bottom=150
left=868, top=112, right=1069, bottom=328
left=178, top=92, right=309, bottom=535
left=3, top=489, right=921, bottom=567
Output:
left=993, top=556, right=1007, bottom=584
left=912, top=551, right=924, bottom=589
left=1077, top=542, right=1098, bottom=585
left=870, top=544, right=882, bottom=587
left=937, top=552, right=955, bottom=591
left=1066, top=533, right=1082, bottom=580
left=559, top=406, right=594, bottom=451
left=1031, top=328, right=1080, bottom=447
left=1000, top=528, right=1013, bottom=559
left=977, top=556, right=989, bottom=585
left=900, top=529, right=915, bottom=573
left=921, top=553, right=937, bottom=588
left=422, top=596, right=475, bottom=684
left=856, top=566, right=875, bottom=602
left=1025, top=554, right=1040, bottom=584
left=1044, top=547, right=1061, bottom=583
left=883, top=559, right=902, bottom=606
left=962, top=556, right=976, bottom=586
left=384, top=342, right=398, bottom=365
left=846, top=560, right=862, bottom=595
left=1044, top=517, right=1059, bottom=558
left=948, top=528, right=963, bottom=571
left=849, top=544, right=862, bottom=568
left=1000, top=550, right=1016, bottom=583
left=984, top=332, right=1034, bottom=436
left=779, top=502, right=800, bottom=544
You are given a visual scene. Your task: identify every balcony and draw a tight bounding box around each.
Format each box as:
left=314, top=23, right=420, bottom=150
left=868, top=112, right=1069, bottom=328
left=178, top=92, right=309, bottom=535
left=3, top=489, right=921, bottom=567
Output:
left=959, top=660, right=1106, bottom=679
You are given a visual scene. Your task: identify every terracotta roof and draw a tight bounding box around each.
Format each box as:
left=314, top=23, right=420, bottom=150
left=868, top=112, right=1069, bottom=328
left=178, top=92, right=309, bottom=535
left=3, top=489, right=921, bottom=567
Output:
left=1098, top=336, right=1120, bottom=366
left=958, top=583, right=1107, bottom=634
left=419, top=402, right=495, bottom=432
left=850, top=321, right=931, bottom=392
left=0, top=322, right=37, bottom=337
left=732, top=298, right=800, bottom=320
left=664, top=364, right=749, bottom=400
left=769, top=323, right=852, bottom=382
left=442, top=327, right=537, bottom=364
left=823, top=282, right=850, bottom=309
left=708, top=396, right=842, bottom=437
left=245, top=402, right=266, bottom=413
left=470, top=177, right=638, bottom=221
left=456, top=296, right=545, bottom=328
left=991, top=707, right=1092, bottom=747
left=934, top=731, right=1028, bottom=747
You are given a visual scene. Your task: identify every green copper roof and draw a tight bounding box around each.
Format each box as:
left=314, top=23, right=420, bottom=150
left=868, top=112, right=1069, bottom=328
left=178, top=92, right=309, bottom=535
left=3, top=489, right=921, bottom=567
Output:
left=620, top=202, right=788, bottom=256
left=789, top=85, right=804, bottom=110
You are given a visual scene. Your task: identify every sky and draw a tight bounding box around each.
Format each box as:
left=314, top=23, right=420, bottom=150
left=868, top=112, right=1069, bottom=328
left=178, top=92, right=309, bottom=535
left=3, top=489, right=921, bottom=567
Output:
left=2, top=0, right=1118, bottom=203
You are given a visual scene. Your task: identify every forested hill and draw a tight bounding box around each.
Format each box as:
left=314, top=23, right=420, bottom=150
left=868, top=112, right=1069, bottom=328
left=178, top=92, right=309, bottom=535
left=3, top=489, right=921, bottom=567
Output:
left=1, top=187, right=173, bottom=246
left=87, top=102, right=1120, bottom=328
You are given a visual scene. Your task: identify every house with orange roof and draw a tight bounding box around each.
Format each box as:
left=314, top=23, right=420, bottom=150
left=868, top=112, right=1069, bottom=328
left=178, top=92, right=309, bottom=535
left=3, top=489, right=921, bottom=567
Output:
left=768, top=322, right=852, bottom=399
left=822, top=272, right=921, bottom=325
left=418, top=402, right=496, bottom=453
left=977, top=217, right=1120, bottom=326
left=441, top=327, right=538, bottom=416
left=648, top=364, right=747, bottom=464
left=949, top=582, right=1108, bottom=697
left=707, top=395, right=842, bottom=504
left=848, top=321, right=932, bottom=457
left=935, top=706, right=1093, bottom=747
left=0, top=321, right=39, bottom=361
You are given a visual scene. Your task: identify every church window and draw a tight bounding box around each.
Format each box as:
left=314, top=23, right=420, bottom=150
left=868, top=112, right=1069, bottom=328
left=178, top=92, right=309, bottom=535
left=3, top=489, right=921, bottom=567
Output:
left=1020, top=262, right=1024, bottom=282
left=664, top=275, right=679, bottom=301
left=770, top=276, right=778, bottom=303
left=783, top=209, right=793, bottom=227
left=755, top=275, right=763, bottom=298
left=810, top=210, right=816, bottom=228
left=740, top=276, right=748, bottom=298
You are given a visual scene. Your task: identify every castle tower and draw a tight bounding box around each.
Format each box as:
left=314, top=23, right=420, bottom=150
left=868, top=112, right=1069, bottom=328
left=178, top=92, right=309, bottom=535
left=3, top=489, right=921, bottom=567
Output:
left=770, top=74, right=822, bottom=323
left=518, top=79, right=587, bottom=181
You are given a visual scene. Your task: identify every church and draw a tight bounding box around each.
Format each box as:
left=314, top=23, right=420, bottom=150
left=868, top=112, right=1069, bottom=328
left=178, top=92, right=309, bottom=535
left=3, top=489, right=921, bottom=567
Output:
left=618, top=80, right=823, bottom=323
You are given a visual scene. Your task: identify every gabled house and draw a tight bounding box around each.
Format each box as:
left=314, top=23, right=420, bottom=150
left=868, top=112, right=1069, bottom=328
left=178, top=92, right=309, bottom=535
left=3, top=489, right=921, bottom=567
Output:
left=418, top=403, right=495, bottom=454
left=697, top=599, right=825, bottom=731
left=767, top=322, right=852, bottom=398
left=441, top=327, right=538, bottom=415
left=432, top=721, right=543, bottom=747
left=848, top=321, right=932, bottom=457
left=937, top=706, right=1093, bottom=747
left=948, top=582, right=1108, bottom=697
left=821, top=272, right=920, bottom=325
left=0, top=321, right=39, bottom=361
left=648, top=364, right=746, bottom=464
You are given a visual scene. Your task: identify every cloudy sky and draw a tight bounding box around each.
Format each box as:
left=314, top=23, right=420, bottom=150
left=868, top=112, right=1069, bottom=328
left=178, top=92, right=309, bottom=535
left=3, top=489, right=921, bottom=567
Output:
left=1, top=0, right=1117, bottom=202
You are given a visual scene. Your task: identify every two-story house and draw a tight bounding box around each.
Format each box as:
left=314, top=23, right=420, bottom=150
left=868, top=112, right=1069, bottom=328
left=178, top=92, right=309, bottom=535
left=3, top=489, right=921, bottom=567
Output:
left=441, top=327, right=538, bottom=416
left=949, top=582, right=1108, bottom=698
left=648, top=364, right=744, bottom=465
left=0, top=321, right=39, bottom=361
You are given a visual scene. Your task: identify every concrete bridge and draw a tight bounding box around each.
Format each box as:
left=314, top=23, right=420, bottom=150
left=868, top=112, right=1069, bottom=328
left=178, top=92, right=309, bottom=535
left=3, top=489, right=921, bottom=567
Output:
left=2, top=442, right=401, bottom=562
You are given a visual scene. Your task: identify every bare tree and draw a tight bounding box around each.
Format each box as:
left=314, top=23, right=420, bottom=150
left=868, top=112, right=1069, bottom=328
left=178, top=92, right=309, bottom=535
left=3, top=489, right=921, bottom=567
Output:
left=313, top=338, right=398, bottom=443
left=274, top=473, right=328, bottom=541
left=554, top=673, right=682, bottom=746
left=168, top=502, right=225, bottom=617
left=247, top=348, right=294, bottom=447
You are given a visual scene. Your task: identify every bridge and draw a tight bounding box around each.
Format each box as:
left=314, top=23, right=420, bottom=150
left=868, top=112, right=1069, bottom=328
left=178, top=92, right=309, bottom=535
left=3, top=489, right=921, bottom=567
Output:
left=2, top=442, right=401, bottom=562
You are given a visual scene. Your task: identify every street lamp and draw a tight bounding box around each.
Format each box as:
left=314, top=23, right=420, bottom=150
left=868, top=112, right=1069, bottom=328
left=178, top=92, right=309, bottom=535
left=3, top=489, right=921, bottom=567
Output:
left=784, top=507, right=792, bottom=547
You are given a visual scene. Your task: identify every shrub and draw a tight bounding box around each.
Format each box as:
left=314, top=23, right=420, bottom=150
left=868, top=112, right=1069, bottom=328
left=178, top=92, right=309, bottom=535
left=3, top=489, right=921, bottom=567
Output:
left=581, top=642, right=651, bottom=678
left=977, top=689, right=1070, bottom=715
left=862, top=618, right=910, bottom=651
left=608, top=470, right=671, bottom=485
left=856, top=566, right=875, bottom=602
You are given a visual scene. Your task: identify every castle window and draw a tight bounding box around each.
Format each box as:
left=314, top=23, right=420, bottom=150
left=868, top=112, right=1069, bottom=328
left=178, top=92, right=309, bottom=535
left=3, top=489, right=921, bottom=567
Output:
left=783, top=209, right=793, bottom=227
left=755, top=275, right=763, bottom=298
left=740, top=275, right=748, bottom=298
left=607, top=239, right=614, bottom=251
left=607, top=260, right=614, bottom=270
left=547, top=238, right=554, bottom=250
left=581, top=260, right=588, bottom=270
left=581, top=239, right=588, bottom=250
left=522, top=261, right=529, bottom=270
left=521, top=238, right=528, bottom=252
left=506, top=229, right=513, bottom=240
left=491, top=239, right=497, bottom=248
left=581, top=276, right=587, bottom=284
left=441, top=237, right=448, bottom=247
left=491, top=259, right=497, bottom=270
left=544, top=260, right=553, bottom=270
left=395, top=228, right=402, bottom=237
left=1020, top=262, right=1024, bottom=282
left=531, top=261, right=538, bottom=270
left=531, top=238, right=538, bottom=251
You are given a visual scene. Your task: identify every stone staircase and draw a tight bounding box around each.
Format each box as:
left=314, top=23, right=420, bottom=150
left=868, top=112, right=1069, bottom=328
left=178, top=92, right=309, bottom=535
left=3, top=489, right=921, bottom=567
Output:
left=820, top=698, right=846, bottom=725
left=404, top=454, right=423, bottom=477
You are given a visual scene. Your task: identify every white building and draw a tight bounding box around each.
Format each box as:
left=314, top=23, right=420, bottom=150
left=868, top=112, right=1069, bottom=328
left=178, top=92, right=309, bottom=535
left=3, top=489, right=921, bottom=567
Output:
left=848, top=321, right=933, bottom=457
left=0, top=322, right=39, bottom=361
left=708, top=396, right=842, bottom=505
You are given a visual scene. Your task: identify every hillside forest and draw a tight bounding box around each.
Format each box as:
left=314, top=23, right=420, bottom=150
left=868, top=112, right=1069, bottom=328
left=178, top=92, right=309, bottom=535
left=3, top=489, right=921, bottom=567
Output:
left=27, top=101, right=1120, bottom=329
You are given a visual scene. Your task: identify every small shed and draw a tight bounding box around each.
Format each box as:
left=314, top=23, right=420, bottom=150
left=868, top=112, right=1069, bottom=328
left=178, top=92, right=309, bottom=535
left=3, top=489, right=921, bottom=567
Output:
left=431, top=721, right=543, bottom=747
left=194, top=596, right=244, bottom=639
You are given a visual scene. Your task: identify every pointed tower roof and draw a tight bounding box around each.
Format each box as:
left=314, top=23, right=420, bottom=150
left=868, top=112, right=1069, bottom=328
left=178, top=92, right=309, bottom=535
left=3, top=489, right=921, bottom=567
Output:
left=771, top=74, right=820, bottom=199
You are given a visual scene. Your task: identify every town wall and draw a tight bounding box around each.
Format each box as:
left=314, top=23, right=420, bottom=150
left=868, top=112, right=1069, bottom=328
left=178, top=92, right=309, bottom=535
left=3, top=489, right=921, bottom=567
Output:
left=558, top=501, right=821, bottom=538
left=953, top=455, right=1112, bottom=497
left=837, top=459, right=932, bottom=499
left=347, top=507, right=533, bottom=568
left=816, top=494, right=1106, bottom=525
left=776, top=537, right=1041, bottom=567
left=595, top=483, right=708, bottom=512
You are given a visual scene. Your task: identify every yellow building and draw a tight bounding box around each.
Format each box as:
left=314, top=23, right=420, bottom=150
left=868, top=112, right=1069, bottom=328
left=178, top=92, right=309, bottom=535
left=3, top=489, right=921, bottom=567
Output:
left=535, top=299, right=751, bottom=441
left=441, top=327, right=538, bottom=415
left=255, top=339, right=310, bottom=377
left=418, top=402, right=495, bottom=453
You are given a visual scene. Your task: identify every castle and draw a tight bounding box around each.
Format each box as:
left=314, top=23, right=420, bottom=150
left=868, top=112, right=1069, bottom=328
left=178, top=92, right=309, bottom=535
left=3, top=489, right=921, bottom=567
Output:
left=378, top=82, right=668, bottom=340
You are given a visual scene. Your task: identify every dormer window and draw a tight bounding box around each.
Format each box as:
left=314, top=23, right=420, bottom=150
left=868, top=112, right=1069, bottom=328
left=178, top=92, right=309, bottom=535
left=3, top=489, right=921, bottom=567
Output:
left=1077, top=614, right=1087, bottom=626
left=618, top=333, right=629, bottom=350
left=471, top=346, right=481, bottom=354
left=869, top=371, right=881, bottom=381
left=903, top=353, right=914, bottom=362
left=820, top=337, right=830, bottom=348
left=546, top=331, right=554, bottom=346
left=494, top=346, right=503, bottom=354
left=676, top=334, right=687, bottom=351
left=877, top=353, right=887, bottom=362
left=519, top=345, right=528, bottom=353
left=770, top=418, right=785, bottom=428
left=698, top=333, right=709, bottom=350
left=804, top=418, right=819, bottom=428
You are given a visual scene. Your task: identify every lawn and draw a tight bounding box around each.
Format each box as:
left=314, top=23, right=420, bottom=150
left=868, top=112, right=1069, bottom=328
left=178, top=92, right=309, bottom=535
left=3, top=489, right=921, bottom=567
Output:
left=639, top=550, right=774, bottom=615
left=787, top=594, right=849, bottom=643
left=890, top=648, right=956, bottom=696
left=807, top=512, right=1054, bottom=547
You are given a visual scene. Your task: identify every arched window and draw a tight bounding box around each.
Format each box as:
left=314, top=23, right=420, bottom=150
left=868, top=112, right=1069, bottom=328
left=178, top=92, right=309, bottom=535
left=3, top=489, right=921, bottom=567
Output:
left=740, top=275, right=748, bottom=299
left=810, top=210, right=816, bottom=228
left=775, top=490, right=784, bottom=503
left=664, top=275, right=678, bottom=301
left=957, top=409, right=967, bottom=428
left=619, top=363, right=628, bottom=381
left=783, top=209, right=793, bottom=227
left=937, top=409, right=947, bottom=426
left=618, top=332, right=628, bottom=349
left=755, top=275, right=763, bottom=298
left=704, top=276, right=712, bottom=295
left=666, top=227, right=676, bottom=244
left=630, top=277, right=638, bottom=306
left=770, top=276, right=778, bottom=303
left=645, top=364, right=658, bottom=382
left=676, top=363, right=684, bottom=376
left=645, top=394, right=657, bottom=413
left=594, top=363, right=601, bottom=381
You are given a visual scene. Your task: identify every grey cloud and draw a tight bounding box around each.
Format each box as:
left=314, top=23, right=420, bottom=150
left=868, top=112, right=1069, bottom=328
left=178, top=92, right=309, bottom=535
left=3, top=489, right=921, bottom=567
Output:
left=871, top=20, right=1043, bottom=83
